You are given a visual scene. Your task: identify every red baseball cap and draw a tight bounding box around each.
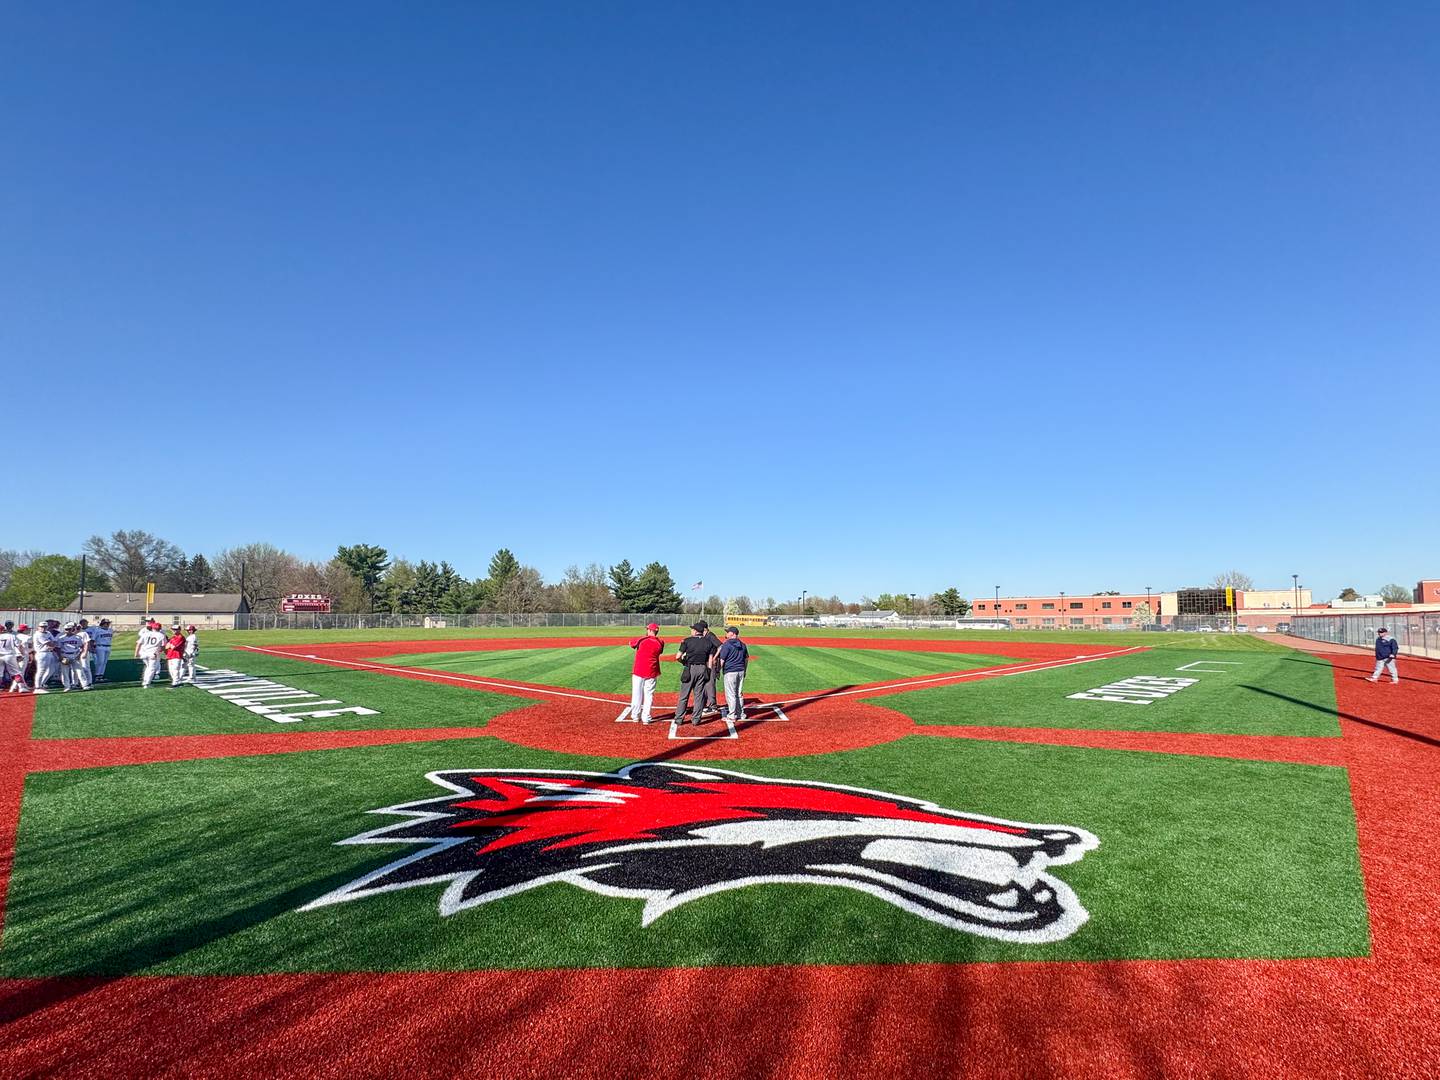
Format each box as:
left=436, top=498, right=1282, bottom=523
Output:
left=645, top=622, right=660, bottom=631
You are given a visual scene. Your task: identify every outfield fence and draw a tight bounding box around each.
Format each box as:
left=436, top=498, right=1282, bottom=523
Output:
left=1288, top=612, right=1440, bottom=660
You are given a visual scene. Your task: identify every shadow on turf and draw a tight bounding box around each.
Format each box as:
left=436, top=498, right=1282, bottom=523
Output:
left=1242, top=685, right=1440, bottom=750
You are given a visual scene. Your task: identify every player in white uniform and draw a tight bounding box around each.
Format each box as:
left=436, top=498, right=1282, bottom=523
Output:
left=134, top=620, right=167, bottom=689
left=89, top=618, right=114, bottom=680
left=32, top=621, right=61, bottom=693
left=182, top=625, right=200, bottom=684
left=0, top=621, right=27, bottom=692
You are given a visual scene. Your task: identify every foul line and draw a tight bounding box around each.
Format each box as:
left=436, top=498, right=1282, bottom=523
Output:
left=236, top=646, right=626, bottom=706
left=760, top=647, right=1148, bottom=710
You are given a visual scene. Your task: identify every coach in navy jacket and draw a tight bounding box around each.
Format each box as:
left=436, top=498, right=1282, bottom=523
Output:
left=1368, top=628, right=1400, bottom=683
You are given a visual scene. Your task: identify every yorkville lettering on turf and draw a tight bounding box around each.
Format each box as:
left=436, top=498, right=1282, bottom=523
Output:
left=190, top=667, right=379, bottom=723
left=1068, top=675, right=1198, bottom=705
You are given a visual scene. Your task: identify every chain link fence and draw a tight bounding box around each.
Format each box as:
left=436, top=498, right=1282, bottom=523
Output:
left=1288, top=612, right=1440, bottom=660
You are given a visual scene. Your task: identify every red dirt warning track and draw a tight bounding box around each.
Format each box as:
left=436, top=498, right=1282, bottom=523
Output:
left=2, top=640, right=1438, bottom=1078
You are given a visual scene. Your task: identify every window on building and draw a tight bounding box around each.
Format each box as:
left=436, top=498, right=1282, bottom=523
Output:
left=1041, top=603, right=1055, bottom=610
left=1042, top=618, right=1056, bottom=626
left=1016, top=603, right=1028, bottom=610
left=1014, top=617, right=1029, bottom=625
left=1122, top=601, right=1133, bottom=609
left=1103, top=617, right=1113, bottom=625
left=1101, top=601, right=1112, bottom=610
left=1069, top=602, right=1083, bottom=609
left=976, top=603, right=986, bottom=611
left=1070, top=617, right=1085, bottom=626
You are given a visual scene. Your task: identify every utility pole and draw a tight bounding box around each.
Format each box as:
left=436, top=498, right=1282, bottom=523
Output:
left=78, top=555, right=87, bottom=613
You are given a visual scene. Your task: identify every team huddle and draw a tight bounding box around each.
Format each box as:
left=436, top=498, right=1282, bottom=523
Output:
left=0, top=618, right=199, bottom=693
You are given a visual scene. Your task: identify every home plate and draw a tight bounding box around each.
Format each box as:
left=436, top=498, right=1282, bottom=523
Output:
left=668, top=716, right=738, bottom=741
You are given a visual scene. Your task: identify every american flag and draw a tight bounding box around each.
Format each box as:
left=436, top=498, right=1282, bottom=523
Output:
left=691, top=581, right=703, bottom=591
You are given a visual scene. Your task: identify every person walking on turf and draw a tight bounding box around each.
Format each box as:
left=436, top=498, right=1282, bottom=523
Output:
left=716, top=625, right=750, bottom=722
left=1367, top=627, right=1400, bottom=683
left=675, top=622, right=717, bottom=725
left=628, top=622, right=664, bottom=724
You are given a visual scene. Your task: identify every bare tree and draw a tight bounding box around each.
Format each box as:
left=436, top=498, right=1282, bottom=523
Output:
left=84, top=530, right=183, bottom=591
left=213, top=542, right=304, bottom=612
left=1210, top=570, right=1255, bottom=591
left=0, top=549, right=42, bottom=593
left=555, top=564, right=618, bottom=612
left=492, top=566, right=546, bottom=614
left=1378, top=583, right=1413, bottom=604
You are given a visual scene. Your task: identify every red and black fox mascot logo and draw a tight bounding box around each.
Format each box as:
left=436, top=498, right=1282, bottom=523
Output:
left=305, top=763, right=1098, bottom=943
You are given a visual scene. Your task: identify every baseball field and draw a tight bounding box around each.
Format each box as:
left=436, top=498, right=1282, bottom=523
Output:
left=2, top=626, right=1437, bottom=1077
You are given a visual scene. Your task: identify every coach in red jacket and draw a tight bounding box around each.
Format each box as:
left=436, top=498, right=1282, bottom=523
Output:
left=629, top=623, right=664, bottom=724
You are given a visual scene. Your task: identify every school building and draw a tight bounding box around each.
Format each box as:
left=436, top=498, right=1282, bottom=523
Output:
left=971, top=593, right=1154, bottom=628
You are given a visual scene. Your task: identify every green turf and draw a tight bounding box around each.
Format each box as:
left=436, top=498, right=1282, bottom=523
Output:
left=867, top=649, right=1340, bottom=736
left=27, top=646, right=535, bottom=740
left=0, top=735, right=1368, bottom=975
left=381, top=644, right=1023, bottom=696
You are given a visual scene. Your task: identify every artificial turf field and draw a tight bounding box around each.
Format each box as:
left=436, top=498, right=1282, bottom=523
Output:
left=2, top=629, right=1438, bottom=1078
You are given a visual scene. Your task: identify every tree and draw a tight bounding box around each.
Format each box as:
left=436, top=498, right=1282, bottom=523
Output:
left=608, top=560, right=641, bottom=612
left=1337, top=587, right=1360, bottom=602
left=493, top=566, right=546, bottom=614
left=213, top=543, right=303, bottom=612
left=0, top=549, right=42, bottom=593
left=628, top=562, right=682, bottom=613
left=1131, top=602, right=1155, bottom=627
left=731, top=595, right=754, bottom=615
left=557, top=564, right=618, bottom=612
left=488, top=549, right=520, bottom=586
left=84, top=530, right=183, bottom=592
left=335, top=544, right=391, bottom=610
left=934, top=588, right=970, bottom=616
left=0, top=555, right=109, bottom=610
left=376, top=559, right=417, bottom=613
left=1210, top=570, right=1254, bottom=591
left=1378, top=583, right=1413, bottom=604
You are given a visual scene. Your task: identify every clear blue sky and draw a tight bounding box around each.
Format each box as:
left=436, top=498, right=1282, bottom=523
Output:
left=5, top=2, right=1437, bottom=602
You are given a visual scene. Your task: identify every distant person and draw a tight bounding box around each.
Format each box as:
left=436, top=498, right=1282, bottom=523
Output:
left=165, top=625, right=187, bottom=689
left=17, top=624, right=35, bottom=690
left=182, top=625, right=200, bottom=684
left=628, top=622, right=664, bottom=725
left=89, top=618, right=114, bottom=681
left=134, top=619, right=166, bottom=689
left=674, top=622, right=718, bottom=725
left=715, top=626, right=750, bottom=722
left=1367, top=627, right=1400, bottom=684
left=56, top=623, right=90, bottom=692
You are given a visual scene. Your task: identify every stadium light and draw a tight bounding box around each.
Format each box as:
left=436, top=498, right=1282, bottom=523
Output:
left=801, top=590, right=807, bottom=614
left=995, top=585, right=1000, bottom=610
left=1292, top=574, right=1299, bottom=613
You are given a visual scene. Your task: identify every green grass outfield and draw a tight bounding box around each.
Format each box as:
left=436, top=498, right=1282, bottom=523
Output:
left=868, top=648, right=1339, bottom=736
left=1, top=735, right=1368, bottom=976
left=382, top=644, right=1025, bottom=696
left=28, top=646, right=534, bottom=740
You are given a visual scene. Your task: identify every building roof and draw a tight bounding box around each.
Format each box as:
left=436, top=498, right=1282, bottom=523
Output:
left=66, top=592, right=248, bottom=614
left=856, top=610, right=900, bottom=619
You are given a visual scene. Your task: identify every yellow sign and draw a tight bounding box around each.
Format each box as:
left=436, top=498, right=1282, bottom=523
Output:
left=1225, top=587, right=1234, bottom=609
left=145, top=581, right=155, bottom=613
left=725, top=614, right=770, bottom=626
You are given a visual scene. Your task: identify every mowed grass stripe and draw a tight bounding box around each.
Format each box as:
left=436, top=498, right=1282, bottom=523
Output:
left=381, top=645, right=1025, bottom=696
left=868, top=649, right=1340, bottom=737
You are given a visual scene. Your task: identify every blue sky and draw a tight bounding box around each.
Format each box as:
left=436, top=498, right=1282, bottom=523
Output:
left=5, top=2, right=1437, bottom=602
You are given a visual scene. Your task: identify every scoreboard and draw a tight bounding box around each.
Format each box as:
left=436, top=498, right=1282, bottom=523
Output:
left=280, top=594, right=332, bottom=613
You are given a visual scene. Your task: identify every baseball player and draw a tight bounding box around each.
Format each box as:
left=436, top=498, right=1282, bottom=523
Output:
left=164, top=624, right=186, bottom=688
left=134, top=619, right=167, bottom=689
left=56, top=623, right=90, bottom=691
left=0, top=620, right=27, bottom=692
left=16, top=624, right=34, bottom=690
left=88, top=618, right=114, bottom=681
left=181, top=625, right=200, bottom=684
left=32, top=620, right=61, bottom=693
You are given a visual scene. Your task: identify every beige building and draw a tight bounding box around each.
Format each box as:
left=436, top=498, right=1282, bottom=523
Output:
left=65, top=592, right=250, bottom=629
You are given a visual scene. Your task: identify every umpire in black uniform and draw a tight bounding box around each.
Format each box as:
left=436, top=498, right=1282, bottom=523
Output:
left=695, top=620, right=725, bottom=716
left=674, top=623, right=718, bottom=725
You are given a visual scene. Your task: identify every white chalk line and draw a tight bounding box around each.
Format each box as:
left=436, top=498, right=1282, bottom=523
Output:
left=238, top=644, right=1146, bottom=716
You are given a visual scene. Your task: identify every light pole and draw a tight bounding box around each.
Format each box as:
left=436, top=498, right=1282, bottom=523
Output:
left=994, top=585, right=1000, bottom=613
left=908, top=592, right=916, bottom=616
left=1292, top=574, right=1299, bottom=616
left=801, top=590, right=807, bottom=615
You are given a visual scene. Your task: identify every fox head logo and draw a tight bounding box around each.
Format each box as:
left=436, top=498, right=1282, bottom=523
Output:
left=304, top=763, right=1099, bottom=943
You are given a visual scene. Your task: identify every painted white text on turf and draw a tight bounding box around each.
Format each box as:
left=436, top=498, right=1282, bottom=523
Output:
left=1067, top=676, right=1198, bottom=706
left=189, top=667, right=379, bottom=723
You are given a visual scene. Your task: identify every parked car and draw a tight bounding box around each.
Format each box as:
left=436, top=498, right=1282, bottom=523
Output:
left=1276, top=622, right=1291, bottom=633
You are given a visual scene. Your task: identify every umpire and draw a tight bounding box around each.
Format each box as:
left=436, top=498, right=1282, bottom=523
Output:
left=674, top=623, right=718, bottom=725
left=695, top=619, right=724, bottom=716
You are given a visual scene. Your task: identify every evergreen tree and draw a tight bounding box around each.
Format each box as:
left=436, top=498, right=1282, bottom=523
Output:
left=934, top=587, right=970, bottom=616
left=628, top=562, right=682, bottom=613
left=187, top=553, right=219, bottom=592
left=608, top=560, right=639, bottom=611
left=336, top=544, right=391, bottom=610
